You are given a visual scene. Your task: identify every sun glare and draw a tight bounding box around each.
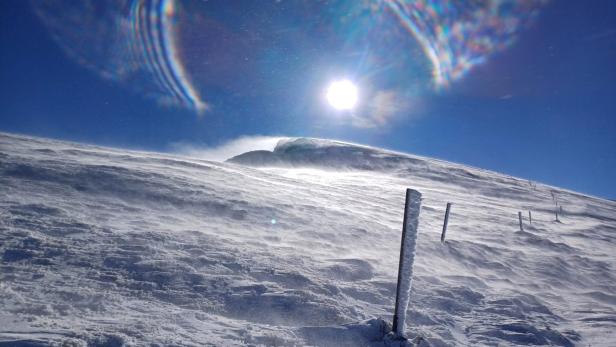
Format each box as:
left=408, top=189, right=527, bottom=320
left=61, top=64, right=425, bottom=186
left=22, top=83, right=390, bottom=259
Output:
left=326, top=79, right=358, bottom=110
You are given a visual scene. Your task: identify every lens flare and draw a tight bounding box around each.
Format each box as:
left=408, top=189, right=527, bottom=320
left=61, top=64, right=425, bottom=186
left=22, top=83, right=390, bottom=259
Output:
left=128, top=0, right=205, bottom=111
left=31, top=0, right=549, bottom=127
left=382, top=0, right=549, bottom=88
left=32, top=0, right=206, bottom=112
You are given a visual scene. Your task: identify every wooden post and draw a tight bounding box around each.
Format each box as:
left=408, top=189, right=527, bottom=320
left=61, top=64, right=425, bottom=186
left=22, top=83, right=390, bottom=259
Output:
left=518, top=212, right=524, bottom=231
left=392, top=189, right=422, bottom=338
left=440, top=203, right=452, bottom=243
left=528, top=211, right=532, bottom=224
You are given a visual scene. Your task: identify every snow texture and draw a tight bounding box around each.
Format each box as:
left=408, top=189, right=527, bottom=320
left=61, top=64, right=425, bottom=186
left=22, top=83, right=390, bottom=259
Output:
left=1, top=133, right=616, bottom=346
left=394, top=189, right=422, bottom=338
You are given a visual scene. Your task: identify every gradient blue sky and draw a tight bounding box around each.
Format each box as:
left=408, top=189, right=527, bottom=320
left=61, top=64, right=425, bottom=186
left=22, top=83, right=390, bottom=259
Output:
left=1, top=1, right=615, bottom=199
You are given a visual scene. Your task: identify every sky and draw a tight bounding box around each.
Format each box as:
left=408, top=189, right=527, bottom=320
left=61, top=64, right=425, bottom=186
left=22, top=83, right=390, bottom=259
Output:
left=1, top=0, right=615, bottom=199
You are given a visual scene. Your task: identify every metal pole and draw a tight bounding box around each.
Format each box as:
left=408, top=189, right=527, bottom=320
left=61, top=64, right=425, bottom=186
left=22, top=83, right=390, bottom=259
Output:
left=392, top=188, right=422, bottom=338
left=440, top=203, right=452, bottom=242
left=528, top=211, right=532, bottom=224
left=518, top=212, right=524, bottom=231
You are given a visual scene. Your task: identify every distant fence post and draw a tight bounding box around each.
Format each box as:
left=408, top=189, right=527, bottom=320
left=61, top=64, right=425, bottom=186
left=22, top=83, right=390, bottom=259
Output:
left=528, top=211, right=532, bottom=224
left=392, top=188, right=422, bottom=338
left=555, top=209, right=560, bottom=222
left=518, top=212, right=524, bottom=231
left=440, top=203, right=452, bottom=243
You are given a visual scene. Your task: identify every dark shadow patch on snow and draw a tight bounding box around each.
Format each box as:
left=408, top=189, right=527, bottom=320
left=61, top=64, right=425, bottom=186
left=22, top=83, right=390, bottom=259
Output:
left=340, top=285, right=388, bottom=305
left=2, top=249, right=35, bottom=262
left=467, top=321, right=578, bottom=347
left=0, top=341, right=50, bottom=347
left=322, top=259, right=375, bottom=282
left=223, top=290, right=346, bottom=326
left=483, top=294, right=555, bottom=317
left=582, top=291, right=616, bottom=305
left=8, top=204, right=65, bottom=217
left=88, top=334, right=125, bottom=347
left=250, top=269, right=314, bottom=289
left=580, top=315, right=616, bottom=323
left=5, top=202, right=97, bottom=237
left=515, top=230, right=575, bottom=253
left=299, top=318, right=391, bottom=347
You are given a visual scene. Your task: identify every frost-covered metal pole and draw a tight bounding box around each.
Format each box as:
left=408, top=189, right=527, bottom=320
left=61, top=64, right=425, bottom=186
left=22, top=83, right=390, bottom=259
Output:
left=529, top=211, right=532, bottom=224
left=440, top=202, right=452, bottom=243
left=518, top=212, right=524, bottom=231
left=392, top=188, right=422, bottom=338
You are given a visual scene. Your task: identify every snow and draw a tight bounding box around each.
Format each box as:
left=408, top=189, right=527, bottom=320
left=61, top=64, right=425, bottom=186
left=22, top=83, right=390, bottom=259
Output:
left=1, top=132, right=616, bottom=346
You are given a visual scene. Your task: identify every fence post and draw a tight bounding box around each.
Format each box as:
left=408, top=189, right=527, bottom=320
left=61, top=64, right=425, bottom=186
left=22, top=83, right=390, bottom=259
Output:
left=392, top=189, right=422, bottom=338
left=518, top=212, right=524, bottom=231
left=528, top=211, right=532, bottom=224
left=440, top=203, right=452, bottom=243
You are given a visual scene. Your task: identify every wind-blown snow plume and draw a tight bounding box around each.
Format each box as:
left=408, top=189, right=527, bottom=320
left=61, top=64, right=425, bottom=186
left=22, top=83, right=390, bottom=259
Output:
left=171, top=136, right=283, bottom=162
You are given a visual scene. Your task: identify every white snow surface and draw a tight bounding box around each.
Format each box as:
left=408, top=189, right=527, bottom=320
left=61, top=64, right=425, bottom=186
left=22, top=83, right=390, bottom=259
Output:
left=1, top=132, right=615, bottom=346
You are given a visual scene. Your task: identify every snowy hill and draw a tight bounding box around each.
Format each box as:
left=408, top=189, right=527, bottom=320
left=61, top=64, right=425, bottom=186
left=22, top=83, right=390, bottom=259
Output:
left=1, top=132, right=615, bottom=346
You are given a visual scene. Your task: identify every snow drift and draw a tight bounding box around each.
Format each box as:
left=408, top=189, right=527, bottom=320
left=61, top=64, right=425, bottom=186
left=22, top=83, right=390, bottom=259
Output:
left=1, top=132, right=615, bottom=346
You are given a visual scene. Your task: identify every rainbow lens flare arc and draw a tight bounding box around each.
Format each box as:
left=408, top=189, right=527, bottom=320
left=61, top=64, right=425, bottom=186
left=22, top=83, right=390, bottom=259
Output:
left=32, top=0, right=206, bottom=113
left=128, top=0, right=206, bottom=112
left=381, top=0, right=549, bottom=88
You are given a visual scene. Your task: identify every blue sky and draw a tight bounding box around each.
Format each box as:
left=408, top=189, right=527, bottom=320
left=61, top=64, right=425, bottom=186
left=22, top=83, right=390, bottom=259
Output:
left=1, top=1, right=615, bottom=199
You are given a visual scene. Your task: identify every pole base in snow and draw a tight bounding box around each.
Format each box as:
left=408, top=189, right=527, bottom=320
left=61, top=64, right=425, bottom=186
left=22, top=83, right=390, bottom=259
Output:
left=383, top=332, right=429, bottom=347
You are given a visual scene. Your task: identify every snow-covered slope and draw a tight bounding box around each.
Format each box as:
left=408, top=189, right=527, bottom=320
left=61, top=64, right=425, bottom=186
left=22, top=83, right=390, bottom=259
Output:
left=1, top=132, right=615, bottom=346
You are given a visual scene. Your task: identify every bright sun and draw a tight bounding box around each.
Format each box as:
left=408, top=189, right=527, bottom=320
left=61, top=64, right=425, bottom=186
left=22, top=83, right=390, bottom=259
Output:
left=326, top=79, right=358, bottom=110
